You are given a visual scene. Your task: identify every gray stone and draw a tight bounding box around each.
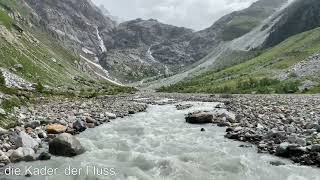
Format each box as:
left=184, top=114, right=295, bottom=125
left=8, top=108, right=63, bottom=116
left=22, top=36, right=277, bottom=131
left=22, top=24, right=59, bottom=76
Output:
left=270, top=161, right=285, bottom=166
left=221, top=112, right=236, bottom=123
left=37, top=152, right=51, bottom=161
left=49, top=133, right=85, bottom=157
left=186, top=112, right=213, bottom=124
left=24, top=120, right=41, bottom=129
left=10, top=148, right=24, bottom=162
left=85, top=116, right=96, bottom=124
left=73, top=120, right=87, bottom=132
left=275, top=142, right=289, bottom=156
left=176, top=104, right=193, bottom=110
left=311, top=144, right=320, bottom=152
left=0, top=151, right=10, bottom=165
left=21, top=147, right=36, bottom=162
left=105, top=112, right=116, bottom=119
left=15, top=131, right=39, bottom=150
left=296, top=138, right=306, bottom=146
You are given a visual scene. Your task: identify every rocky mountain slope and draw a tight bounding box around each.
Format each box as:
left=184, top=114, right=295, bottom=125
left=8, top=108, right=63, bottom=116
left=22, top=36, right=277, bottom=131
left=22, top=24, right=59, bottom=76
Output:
left=0, top=0, right=130, bottom=92
left=99, top=18, right=194, bottom=82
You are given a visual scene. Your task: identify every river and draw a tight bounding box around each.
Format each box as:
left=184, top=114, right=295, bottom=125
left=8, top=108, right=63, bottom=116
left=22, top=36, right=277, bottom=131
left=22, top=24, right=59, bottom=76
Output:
left=3, top=102, right=320, bottom=180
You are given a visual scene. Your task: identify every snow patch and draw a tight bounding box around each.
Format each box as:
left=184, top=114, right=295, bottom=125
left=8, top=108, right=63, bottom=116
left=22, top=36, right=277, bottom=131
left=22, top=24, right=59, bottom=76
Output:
left=82, top=47, right=96, bottom=55
left=79, top=55, right=122, bottom=86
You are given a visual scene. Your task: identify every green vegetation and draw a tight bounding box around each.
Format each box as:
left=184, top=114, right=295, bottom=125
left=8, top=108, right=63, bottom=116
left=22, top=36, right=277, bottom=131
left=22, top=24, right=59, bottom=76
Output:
left=159, top=27, right=320, bottom=94
left=0, top=71, right=5, bottom=86
left=220, top=16, right=259, bottom=41
left=35, top=81, right=44, bottom=93
left=0, top=9, right=12, bottom=29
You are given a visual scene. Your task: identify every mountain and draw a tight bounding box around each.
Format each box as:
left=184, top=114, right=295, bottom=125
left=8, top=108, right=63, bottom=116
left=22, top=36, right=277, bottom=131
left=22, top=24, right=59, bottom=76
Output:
left=2, top=0, right=320, bottom=95
left=0, top=0, right=132, bottom=94
left=158, top=0, right=320, bottom=94
left=99, top=18, right=194, bottom=83
left=145, top=0, right=294, bottom=88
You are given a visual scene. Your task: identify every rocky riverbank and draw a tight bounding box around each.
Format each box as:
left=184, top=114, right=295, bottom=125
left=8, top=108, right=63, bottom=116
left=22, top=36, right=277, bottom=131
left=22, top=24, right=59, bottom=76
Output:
left=0, top=95, right=147, bottom=168
left=136, top=93, right=320, bottom=167
left=223, top=94, right=320, bottom=167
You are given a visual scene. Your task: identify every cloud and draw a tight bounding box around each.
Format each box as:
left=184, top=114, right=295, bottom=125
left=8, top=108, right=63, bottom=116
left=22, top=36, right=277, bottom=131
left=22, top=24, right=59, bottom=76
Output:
left=92, top=0, right=258, bottom=30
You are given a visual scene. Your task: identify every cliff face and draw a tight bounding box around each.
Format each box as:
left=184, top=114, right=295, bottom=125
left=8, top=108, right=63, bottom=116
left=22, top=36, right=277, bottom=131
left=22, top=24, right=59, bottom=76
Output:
left=24, top=0, right=116, bottom=56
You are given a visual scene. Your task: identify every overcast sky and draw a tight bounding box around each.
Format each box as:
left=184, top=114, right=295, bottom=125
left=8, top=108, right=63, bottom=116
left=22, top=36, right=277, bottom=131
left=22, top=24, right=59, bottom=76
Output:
left=92, top=0, right=258, bottom=30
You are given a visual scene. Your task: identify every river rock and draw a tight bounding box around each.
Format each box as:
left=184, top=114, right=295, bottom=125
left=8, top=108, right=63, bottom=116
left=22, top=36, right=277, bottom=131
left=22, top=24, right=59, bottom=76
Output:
left=0, top=151, right=10, bottom=165
left=37, top=152, right=51, bottom=161
left=24, top=120, right=41, bottom=129
left=270, top=161, right=286, bottom=166
left=46, top=124, right=67, bottom=134
left=9, top=148, right=24, bottom=162
left=21, top=147, right=36, bottom=162
left=176, top=104, right=193, bottom=110
left=311, top=144, right=320, bottom=152
left=49, top=133, right=85, bottom=157
left=105, top=112, right=116, bottom=119
left=275, top=143, right=305, bottom=158
left=221, top=112, right=236, bottom=123
left=73, top=120, right=87, bottom=132
left=86, top=123, right=95, bottom=128
left=37, top=129, right=47, bottom=139
left=85, top=116, right=96, bottom=124
left=15, top=131, right=39, bottom=150
left=185, top=112, right=213, bottom=124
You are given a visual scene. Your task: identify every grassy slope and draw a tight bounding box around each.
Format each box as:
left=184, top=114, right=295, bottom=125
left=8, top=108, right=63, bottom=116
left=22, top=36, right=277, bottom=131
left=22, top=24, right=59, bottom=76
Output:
left=159, top=27, right=320, bottom=94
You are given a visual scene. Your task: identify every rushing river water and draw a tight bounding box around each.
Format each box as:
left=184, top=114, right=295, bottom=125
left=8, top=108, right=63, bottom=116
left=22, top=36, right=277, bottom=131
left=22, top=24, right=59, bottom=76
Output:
left=3, top=102, right=320, bottom=180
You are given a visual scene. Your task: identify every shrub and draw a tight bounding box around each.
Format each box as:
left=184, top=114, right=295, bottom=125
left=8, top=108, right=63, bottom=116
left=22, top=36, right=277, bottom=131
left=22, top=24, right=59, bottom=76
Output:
left=0, top=71, right=5, bottom=86
left=35, top=81, right=44, bottom=93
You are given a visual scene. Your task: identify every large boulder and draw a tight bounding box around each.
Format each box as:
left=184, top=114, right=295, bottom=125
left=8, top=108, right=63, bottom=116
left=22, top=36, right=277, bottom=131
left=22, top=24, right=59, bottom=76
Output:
left=46, top=124, right=67, bottom=134
left=15, top=131, right=39, bottom=150
left=185, top=112, right=213, bottom=124
left=49, top=133, right=85, bottom=157
left=275, top=143, right=306, bottom=158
